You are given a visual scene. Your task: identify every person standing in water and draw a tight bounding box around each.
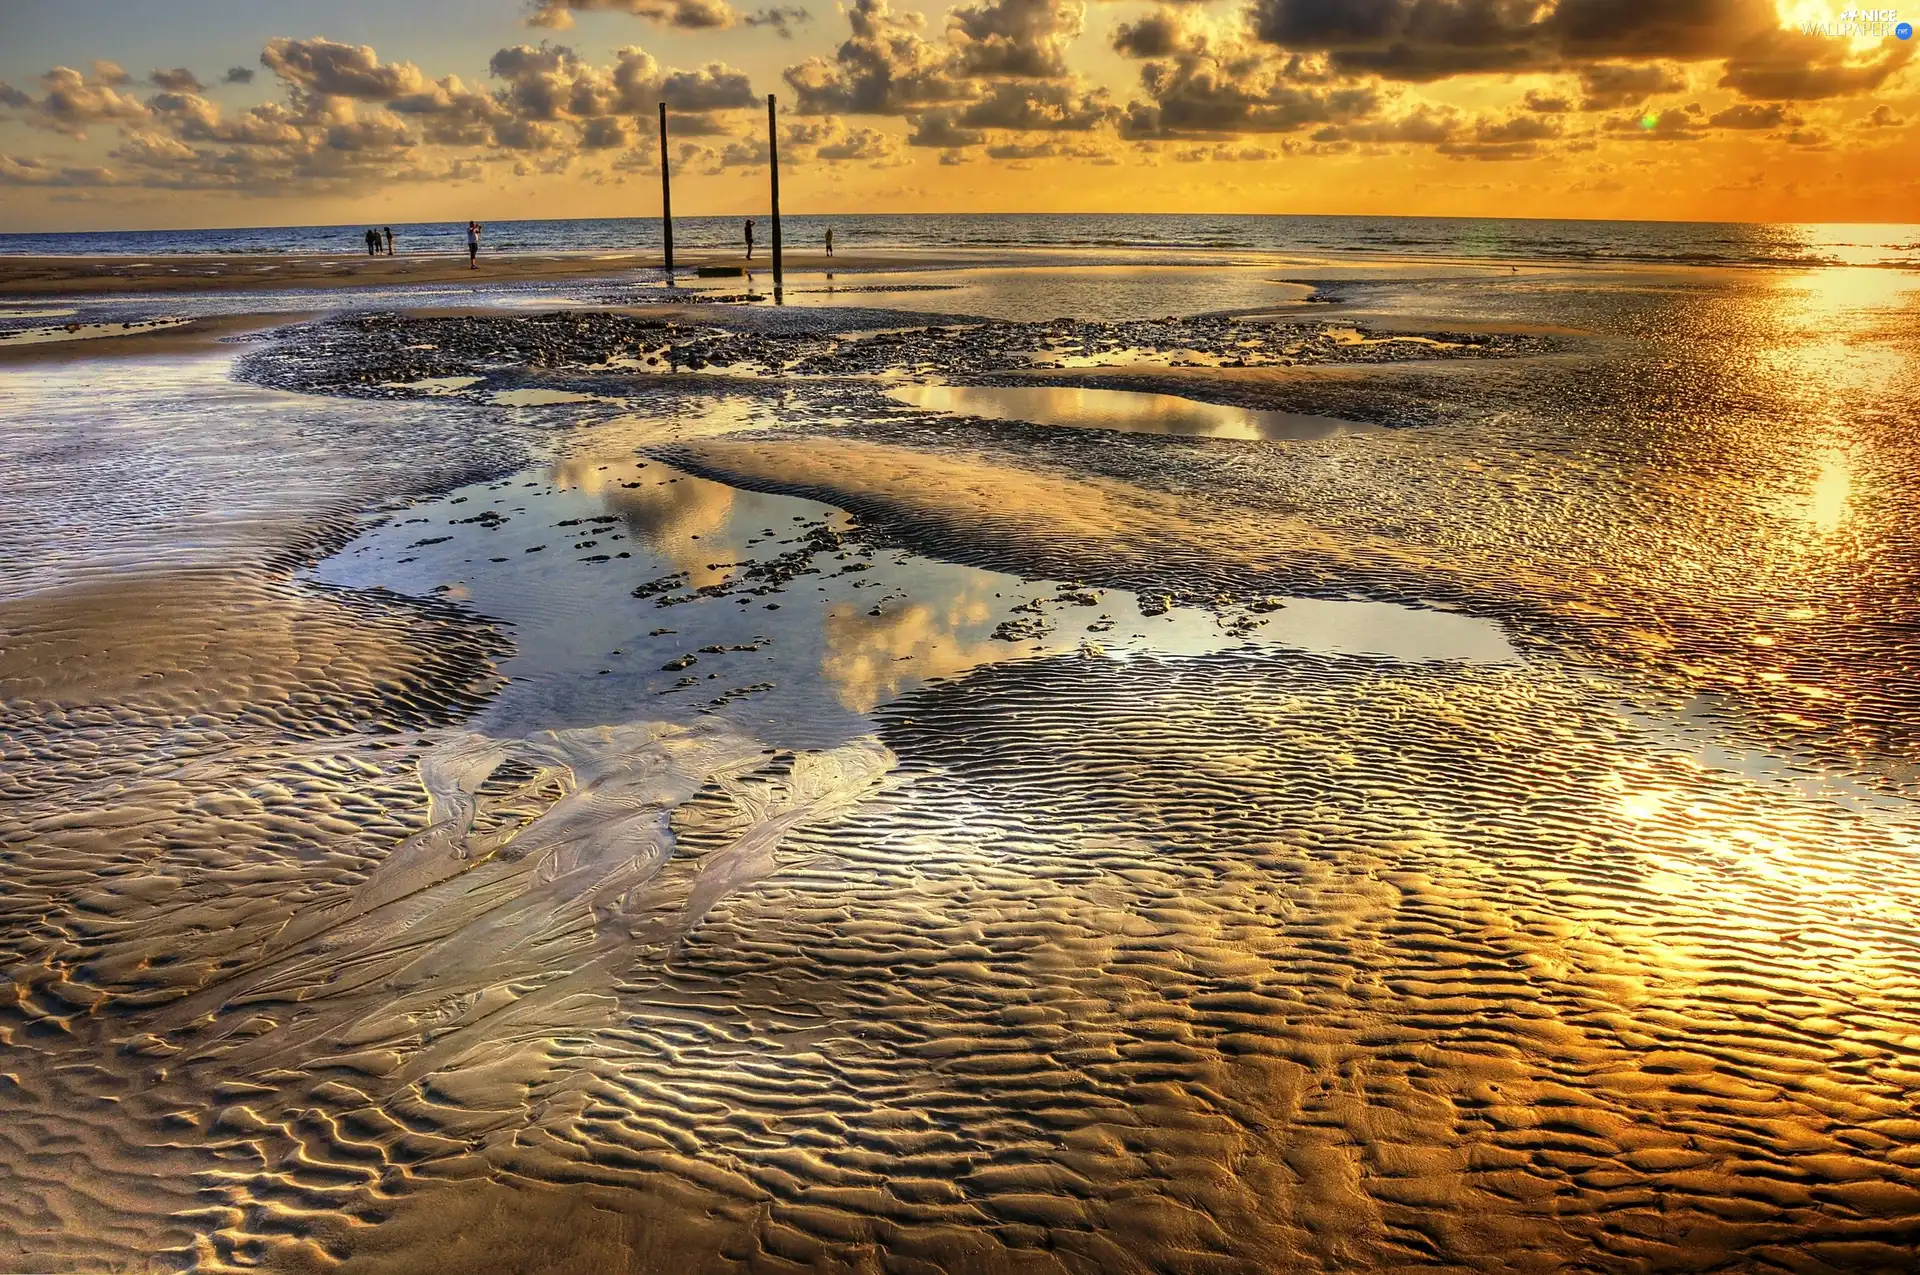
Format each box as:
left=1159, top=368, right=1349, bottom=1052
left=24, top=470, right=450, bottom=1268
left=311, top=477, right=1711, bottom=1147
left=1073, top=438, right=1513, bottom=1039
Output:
left=744, top=218, right=755, bottom=261
left=467, top=221, right=482, bottom=269
left=364, top=228, right=378, bottom=256
left=825, top=226, right=834, bottom=258
left=383, top=226, right=395, bottom=256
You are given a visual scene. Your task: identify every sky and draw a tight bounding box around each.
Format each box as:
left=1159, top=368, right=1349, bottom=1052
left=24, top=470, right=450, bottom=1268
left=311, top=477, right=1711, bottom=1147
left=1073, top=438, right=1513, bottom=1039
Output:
left=0, top=0, right=1914, bottom=231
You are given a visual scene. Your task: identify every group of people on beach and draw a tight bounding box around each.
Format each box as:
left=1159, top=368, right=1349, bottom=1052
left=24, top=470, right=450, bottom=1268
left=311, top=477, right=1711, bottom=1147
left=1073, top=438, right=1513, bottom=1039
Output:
left=360, top=218, right=835, bottom=269
left=355, top=222, right=482, bottom=267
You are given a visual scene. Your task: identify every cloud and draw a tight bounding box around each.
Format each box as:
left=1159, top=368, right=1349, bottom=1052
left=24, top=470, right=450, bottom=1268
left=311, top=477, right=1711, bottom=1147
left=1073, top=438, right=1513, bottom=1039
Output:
left=478, top=43, right=756, bottom=137
left=744, top=6, right=812, bottom=37
left=487, top=42, right=592, bottom=119
left=709, top=137, right=770, bottom=168
left=1245, top=0, right=1779, bottom=80
left=1856, top=103, right=1905, bottom=128
left=0, top=84, right=31, bottom=110
left=0, top=152, right=120, bottom=186
left=1167, top=142, right=1282, bottom=162
left=783, top=0, right=1101, bottom=129
left=1602, top=105, right=1707, bottom=140
left=90, top=60, right=133, bottom=86
left=25, top=66, right=152, bottom=137
left=623, top=50, right=760, bottom=111
left=580, top=116, right=630, bottom=148
left=947, top=0, right=1083, bottom=79
left=1310, top=105, right=1568, bottom=158
left=261, top=37, right=427, bottom=103
left=954, top=79, right=1113, bottom=131
left=1475, top=113, right=1564, bottom=143
left=1707, top=101, right=1798, bottom=128
left=820, top=124, right=905, bottom=162
left=525, top=0, right=739, bottom=30
left=1778, top=125, right=1831, bottom=148
left=1119, top=33, right=1381, bottom=138
left=323, top=115, right=415, bottom=153
left=1242, top=0, right=1909, bottom=108
left=783, top=0, right=973, bottom=113
left=613, top=145, right=661, bottom=174
left=1311, top=105, right=1460, bottom=144
left=984, top=137, right=1107, bottom=160
left=1435, top=140, right=1540, bottom=159
left=1111, top=10, right=1189, bottom=60
left=1522, top=90, right=1573, bottom=113
left=4, top=33, right=778, bottom=199
left=389, top=75, right=511, bottom=146
left=1717, top=29, right=1914, bottom=100
left=906, top=109, right=986, bottom=147
left=147, top=92, right=307, bottom=145
left=1576, top=61, right=1687, bottom=110
left=1247, top=0, right=1550, bottom=81
left=224, top=66, right=257, bottom=85
left=150, top=68, right=206, bottom=93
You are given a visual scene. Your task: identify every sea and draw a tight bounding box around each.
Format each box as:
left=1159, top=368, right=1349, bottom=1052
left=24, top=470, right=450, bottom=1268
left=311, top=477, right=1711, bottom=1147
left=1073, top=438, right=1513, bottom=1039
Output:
left=1, top=213, right=1916, bottom=270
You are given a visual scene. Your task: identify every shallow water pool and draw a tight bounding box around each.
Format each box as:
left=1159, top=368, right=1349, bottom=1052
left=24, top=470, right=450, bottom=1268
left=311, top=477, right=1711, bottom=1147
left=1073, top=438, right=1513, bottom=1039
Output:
left=889, top=381, right=1381, bottom=440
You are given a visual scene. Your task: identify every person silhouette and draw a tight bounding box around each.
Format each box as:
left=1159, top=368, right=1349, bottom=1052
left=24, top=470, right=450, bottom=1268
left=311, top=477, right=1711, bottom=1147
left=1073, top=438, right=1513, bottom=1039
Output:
left=384, top=226, right=394, bottom=256
left=467, top=221, right=482, bottom=269
left=825, top=227, right=834, bottom=258
left=744, top=218, right=755, bottom=261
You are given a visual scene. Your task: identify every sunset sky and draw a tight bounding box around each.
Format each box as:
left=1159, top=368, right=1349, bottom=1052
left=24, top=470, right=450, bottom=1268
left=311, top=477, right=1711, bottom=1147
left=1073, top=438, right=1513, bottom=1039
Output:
left=0, top=0, right=1913, bottom=231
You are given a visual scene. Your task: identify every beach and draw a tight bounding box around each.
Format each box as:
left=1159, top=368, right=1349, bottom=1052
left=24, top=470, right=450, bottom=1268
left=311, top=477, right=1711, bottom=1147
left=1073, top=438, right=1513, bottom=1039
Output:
left=3, top=233, right=1920, bottom=1273
left=0, top=248, right=921, bottom=296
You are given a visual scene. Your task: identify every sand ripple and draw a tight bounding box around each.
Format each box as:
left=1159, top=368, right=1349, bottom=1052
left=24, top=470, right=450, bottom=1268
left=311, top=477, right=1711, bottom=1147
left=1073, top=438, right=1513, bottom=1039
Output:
left=5, top=268, right=1919, bottom=1272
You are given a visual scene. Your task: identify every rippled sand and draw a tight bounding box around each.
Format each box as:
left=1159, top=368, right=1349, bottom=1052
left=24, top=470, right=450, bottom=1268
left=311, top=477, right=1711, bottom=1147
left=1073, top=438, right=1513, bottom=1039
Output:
left=3, top=263, right=1919, bottom=1274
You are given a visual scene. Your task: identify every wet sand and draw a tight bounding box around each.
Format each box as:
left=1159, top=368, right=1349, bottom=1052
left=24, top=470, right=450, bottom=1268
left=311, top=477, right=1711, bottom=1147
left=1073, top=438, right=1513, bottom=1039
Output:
left=0, top=250, right=968, bottom=297
left=4, top=261, right=1920, bottom=1273
left=0, top=312, right=307, bottom=364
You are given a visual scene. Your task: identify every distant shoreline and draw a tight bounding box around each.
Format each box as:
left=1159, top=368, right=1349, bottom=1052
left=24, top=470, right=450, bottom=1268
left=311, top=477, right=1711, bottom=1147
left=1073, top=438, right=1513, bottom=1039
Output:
left=1, top=214, right=1912, bottom=277
left=0, top=249, right=958, bottom=297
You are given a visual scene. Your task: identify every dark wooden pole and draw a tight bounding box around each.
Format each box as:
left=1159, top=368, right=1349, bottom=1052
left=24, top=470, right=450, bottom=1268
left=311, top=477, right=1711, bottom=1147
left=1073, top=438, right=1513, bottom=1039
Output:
left=658, top=101, right=674, bottom=284
left=767, top=93, right=783, bottom=300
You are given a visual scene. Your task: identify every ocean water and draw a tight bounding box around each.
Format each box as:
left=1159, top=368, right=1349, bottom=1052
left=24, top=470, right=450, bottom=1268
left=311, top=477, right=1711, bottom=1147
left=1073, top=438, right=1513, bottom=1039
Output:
left=2, top=212, right=1917, bottom=270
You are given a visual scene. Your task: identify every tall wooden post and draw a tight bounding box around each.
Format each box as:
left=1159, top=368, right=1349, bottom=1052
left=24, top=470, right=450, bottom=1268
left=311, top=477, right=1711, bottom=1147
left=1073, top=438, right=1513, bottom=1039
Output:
left=658, top=101, right=674, bottom=284
left=767, top=93, right=783, bottom=301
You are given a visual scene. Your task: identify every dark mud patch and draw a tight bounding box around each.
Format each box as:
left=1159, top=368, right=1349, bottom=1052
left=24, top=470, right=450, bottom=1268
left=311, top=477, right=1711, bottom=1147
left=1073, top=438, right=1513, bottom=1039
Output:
left=236, top=308, right=1565, bottom=408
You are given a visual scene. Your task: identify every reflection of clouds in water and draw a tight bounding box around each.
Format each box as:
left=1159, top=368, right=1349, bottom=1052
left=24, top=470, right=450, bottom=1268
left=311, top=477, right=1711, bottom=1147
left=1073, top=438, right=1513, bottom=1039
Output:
left=546, top=402, right=795, bottom=587
left=555, top=457, right=740, bottom=586
left=822, top=592, right=998, bottom=713
left=889, top=383, right=1374, bottom=442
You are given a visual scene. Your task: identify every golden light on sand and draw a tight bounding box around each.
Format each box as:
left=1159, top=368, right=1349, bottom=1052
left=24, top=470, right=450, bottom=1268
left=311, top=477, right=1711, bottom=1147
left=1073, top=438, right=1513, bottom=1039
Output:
left=1806, top=449, right=1854, bottom=533
left=9, top=211, right=1920, bottom=1274
left=1759, top=268, right=1911, bottom=403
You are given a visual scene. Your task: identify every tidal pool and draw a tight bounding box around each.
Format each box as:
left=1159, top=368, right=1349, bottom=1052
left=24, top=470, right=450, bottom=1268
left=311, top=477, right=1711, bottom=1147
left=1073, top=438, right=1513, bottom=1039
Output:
left=889, top=381, right=1381, bottom=440
left=313, top=445, right=1514, bottom=748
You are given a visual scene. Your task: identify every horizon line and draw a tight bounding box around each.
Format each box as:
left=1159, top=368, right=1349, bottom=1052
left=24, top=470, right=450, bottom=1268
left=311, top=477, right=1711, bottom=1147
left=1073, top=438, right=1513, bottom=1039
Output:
left=3, top=211, right=1918, bottom=239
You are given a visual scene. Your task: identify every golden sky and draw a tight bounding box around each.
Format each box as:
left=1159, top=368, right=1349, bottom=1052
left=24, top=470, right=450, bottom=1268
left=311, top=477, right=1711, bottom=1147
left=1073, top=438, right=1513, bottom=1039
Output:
left=0, top=0, right=1913, bottom=230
